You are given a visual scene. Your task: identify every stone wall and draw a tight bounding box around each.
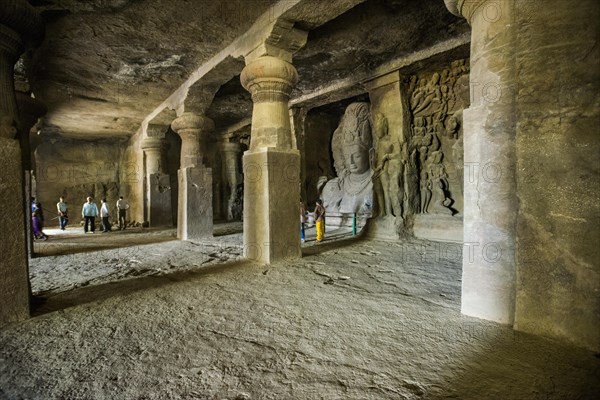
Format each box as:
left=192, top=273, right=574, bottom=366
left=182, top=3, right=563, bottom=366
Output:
left=35, top=137, right=127, bottom=226
left=513, top=0, right=600, bottom=351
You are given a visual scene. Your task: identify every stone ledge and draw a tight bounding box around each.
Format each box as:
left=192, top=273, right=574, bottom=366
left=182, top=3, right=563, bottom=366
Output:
left=413, top=213, right=463, bottom=243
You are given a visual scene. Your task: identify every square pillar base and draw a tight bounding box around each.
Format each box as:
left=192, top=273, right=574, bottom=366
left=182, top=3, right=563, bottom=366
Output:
left=0, top=139, right=30, bottom=326
left=243, top=148, right=301, bottom=264
left=177, top=166, right=212, bottom=240
left=149, top=172, right=173, bottom=227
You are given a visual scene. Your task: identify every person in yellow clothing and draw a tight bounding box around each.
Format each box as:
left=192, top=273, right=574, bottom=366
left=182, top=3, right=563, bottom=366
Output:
left=314, top=199, right=326, bottom=242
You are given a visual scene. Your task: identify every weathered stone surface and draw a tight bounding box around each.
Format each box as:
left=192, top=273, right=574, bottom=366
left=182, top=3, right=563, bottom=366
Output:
left=413, top=214, right=462, bottom=243
left=446, top=0, right=518, bottom=328
left=27, top=0, right=279, bottom=138
left=148, top=172, right=172, bottom=228
left=35, top=136, right=126, bottom=224
left=177, top=166, right=212, bottom=240
left=0, top=139, right=29, bottom=326
left=512, top=0, right=600, bottom=352
left=243, top=148, right=301, bottom=264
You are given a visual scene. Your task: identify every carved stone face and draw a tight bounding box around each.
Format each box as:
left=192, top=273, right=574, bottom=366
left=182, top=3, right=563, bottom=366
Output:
left=345, top=144, right=370, bottom=174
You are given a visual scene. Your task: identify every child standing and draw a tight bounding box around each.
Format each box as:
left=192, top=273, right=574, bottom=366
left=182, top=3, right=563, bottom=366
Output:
left=314, top=199, right=325, bottom=243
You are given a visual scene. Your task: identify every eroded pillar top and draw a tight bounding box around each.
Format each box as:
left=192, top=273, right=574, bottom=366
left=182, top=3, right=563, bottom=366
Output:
left=444, top=0, right=497, bottom=24
left=171, top=112, right=214, bottom=168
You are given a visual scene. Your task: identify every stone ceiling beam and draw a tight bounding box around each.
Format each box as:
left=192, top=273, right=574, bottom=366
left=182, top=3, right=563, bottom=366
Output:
left=141, top=0, right=365, bottom=135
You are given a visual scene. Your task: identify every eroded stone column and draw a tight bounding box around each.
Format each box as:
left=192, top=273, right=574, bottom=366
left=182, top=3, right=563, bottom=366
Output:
left=445, top=0, right=517, bottom=324
left=141, top=136, right=172, bottom=227
left=220, top=141, right=242, bottom=221
left=171, top=113, right=214, bottom=240
left=0, top=0, right=44, bottom=326
left=241, top=56, right=301, bottom=264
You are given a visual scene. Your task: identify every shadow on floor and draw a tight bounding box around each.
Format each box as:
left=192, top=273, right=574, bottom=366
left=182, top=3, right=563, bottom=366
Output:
left=31, top=258, right=257, bottom=317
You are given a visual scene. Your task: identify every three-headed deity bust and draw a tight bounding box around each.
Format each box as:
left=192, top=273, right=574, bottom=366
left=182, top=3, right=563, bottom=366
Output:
left=321, top=102, right=374, bottom=215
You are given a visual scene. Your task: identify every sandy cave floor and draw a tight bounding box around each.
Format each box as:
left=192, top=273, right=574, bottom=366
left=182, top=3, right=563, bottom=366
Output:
left=1, top=225, right=599, bottom=399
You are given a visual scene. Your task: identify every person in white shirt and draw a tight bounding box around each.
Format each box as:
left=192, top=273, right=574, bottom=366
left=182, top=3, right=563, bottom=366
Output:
left=116, top=196, right=130, bottom=230
left=81, top=196, right=99, bottom=233
left=100, top=199, right=111, bottom=233
left=56, top=196, right=68, bottom=230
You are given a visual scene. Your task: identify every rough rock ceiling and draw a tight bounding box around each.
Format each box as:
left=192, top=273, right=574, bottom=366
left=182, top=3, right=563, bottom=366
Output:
left=21, top=0, right=468, bottom=138
left=25, top=0, right=278, bottom=138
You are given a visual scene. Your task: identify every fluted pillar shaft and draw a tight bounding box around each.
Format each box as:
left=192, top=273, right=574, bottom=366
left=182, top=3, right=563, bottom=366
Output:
left=240, top=56, right=301, bottom=264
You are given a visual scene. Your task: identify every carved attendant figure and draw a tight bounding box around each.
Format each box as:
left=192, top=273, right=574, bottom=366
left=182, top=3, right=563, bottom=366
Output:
left=373, top=113, right=406, bottom=219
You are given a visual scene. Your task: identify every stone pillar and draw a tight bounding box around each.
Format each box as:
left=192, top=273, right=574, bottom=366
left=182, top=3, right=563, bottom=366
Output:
left=240, top=56, right=301, bottom=264
left=16, top=93, right=46, bottom=259
left=364, top=71, right=408, bottom=240
left=445, top=0, right=517, bottom=324
left=141, top=136, right=172, bottom=227
left=0, top=0, right=44, bottom=326
left=171, top=113, right=214, bottom=240
left=221, top=141, right=242, bottom=221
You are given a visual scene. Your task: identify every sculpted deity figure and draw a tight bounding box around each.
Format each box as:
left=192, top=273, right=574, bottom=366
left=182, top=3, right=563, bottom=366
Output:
left=321, top=102, right=374, bottom=215
left=425, top=151, right=453, bottom=215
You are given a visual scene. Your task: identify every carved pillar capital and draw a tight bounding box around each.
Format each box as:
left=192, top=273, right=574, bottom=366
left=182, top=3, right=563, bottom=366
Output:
left=240, top=56, right=298, bottom=150
left=146, top=123, right=168, bottom=139
left=141, top=137, right=168, bottom=152
left=171, top=112, right=214, bottom=139
left=220, top=141, right=241, bottom=154
left=444, top=0, right=496, bottom=24
left=171, top=112, right=214, bottom=168
left=240, top=56, right=298, bottom=104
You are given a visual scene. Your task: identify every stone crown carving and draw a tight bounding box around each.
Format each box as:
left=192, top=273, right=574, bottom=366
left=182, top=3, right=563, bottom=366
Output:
left=240, top=56, right=298, bottom=103
left=171, top=113, right=215, bottom=135
left=444, top=0, right=489, bottom=23
left=141, top=137, right=168, bottom=151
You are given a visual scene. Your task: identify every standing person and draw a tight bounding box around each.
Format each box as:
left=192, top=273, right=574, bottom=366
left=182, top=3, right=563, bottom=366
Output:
left=314, top=199, right=326, bottom=243
left=100, top=199, right=111, bottom=233
left=300, top=199, right=308, bottom=242
left=32, top=209, right=47, bottom=241
left=116, top=196, right=129, bottom=230
left=35, top=199, right=45, bottom=232
left=82, top=196, right=99, bottom=234
left=56, top=196, right=68, bottom=230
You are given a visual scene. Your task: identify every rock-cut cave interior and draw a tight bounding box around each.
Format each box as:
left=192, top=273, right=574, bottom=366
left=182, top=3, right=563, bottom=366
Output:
left=0, top=0, right=599, bottom=398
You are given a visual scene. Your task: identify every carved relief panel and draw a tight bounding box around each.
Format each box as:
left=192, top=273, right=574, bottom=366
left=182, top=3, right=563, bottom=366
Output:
left=405, top=59, right=469, bottom=216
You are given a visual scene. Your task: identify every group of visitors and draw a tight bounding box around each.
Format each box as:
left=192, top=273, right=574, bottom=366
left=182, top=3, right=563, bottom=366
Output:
left=81, top=195, right=129, bottom=233
left=300, top=199, right=326, bottom=243
left=30, top=195, right=130, bottom=239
